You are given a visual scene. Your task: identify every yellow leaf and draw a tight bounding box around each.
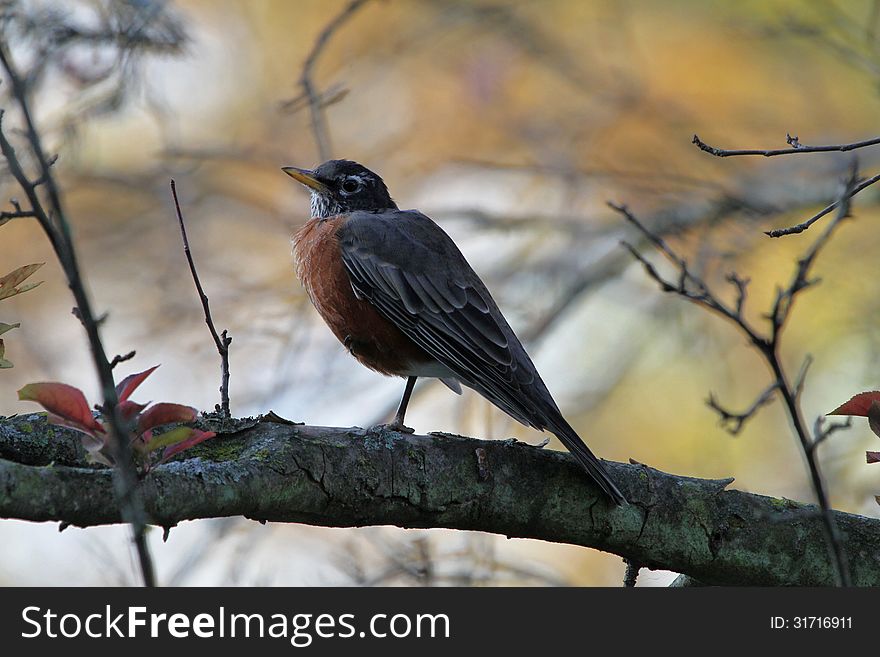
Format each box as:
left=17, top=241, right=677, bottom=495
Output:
left=0, top=263, right=45, bottom=301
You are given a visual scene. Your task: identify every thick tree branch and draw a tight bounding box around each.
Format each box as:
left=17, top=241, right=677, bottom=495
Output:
left=1, top=414, right=878, bottom=587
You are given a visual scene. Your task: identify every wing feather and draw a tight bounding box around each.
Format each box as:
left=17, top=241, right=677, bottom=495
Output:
left=336, top=210, right=626, bottom=504
left=338, top=211, right=525, bottom=386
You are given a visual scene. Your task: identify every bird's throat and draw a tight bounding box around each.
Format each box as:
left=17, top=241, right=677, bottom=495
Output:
left=310, top=192, right=345, bottom=219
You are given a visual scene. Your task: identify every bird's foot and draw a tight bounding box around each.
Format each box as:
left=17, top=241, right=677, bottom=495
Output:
left=376, top=420, right=415, bottom=434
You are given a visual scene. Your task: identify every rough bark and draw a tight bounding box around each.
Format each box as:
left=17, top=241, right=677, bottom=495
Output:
left=1, top=413, right=878, bottom=586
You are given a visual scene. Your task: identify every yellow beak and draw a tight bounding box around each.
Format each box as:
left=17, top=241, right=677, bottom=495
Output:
left=282, top=167, right=328, bottom=192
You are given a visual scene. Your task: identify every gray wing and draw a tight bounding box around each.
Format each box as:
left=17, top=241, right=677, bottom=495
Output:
left=336, top=210, right=552, bottom=429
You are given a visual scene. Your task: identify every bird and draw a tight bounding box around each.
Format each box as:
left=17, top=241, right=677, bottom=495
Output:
left=284, top=159, right=626, bottom=505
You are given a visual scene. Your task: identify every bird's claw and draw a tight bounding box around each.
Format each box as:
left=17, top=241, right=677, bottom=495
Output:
left=378, top=420, right=414, bottom=434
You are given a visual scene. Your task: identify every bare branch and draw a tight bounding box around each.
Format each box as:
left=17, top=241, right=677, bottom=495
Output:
left=170, top=180, right=232, bottom=418
left=279, top=83, right=349, bottom=114
left=612, top=187, right=857, bottom=586
left=726, top=272, right=750, bottom=317
left=109, top=350, right=136, bottom=370
left=765, top=171, right=880, bottom=237
left=0, top=42, right=155, bottom=586
left=693, top=132, right=880, bottom=157
left=297, top=0, right=371, bottom=160
left=691, top=131, right=880, bottom=238
left=612, top=203, right=765, bottom=347
left=769, top=165, right=859, bottom=338
left=706, top=383, right=779, bottom=436
left=811, top=416, right=854, bottom=454
left=0, top=208, right=37, bottom=223
left=793, top=354, right=814, bottom=402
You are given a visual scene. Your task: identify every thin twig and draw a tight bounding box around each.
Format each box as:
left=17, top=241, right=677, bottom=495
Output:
left=811, top=416, right=854, bottom=454
left=613, top=203, right=766, bottom=348
left=0, top=208, right=37, bottom=222
left=693, top=132, right=880, bottom=157
left=769, top=166, right=859, bottom=337
left=765, top=172, right=880, bottom=237
left=169, top=179, right=232, bottom=418
left=297, top=0, right=370, bottom=160
left=793, top=354, right=814, bottom=402
left=109, top=350, right=136, bottom=370
left=611, top=169, right=859, bottom=586
left=691, top=133, right=880, bottom=238
left=0, top=43, right=155, bottom=586
left=280, top=83, right=349, bottom=114
left=726, top=272, right=750, bottom=317
left=706, top=382, right=779, bottom=436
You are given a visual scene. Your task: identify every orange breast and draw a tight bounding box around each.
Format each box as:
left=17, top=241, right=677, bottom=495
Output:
left=292, top=216, right=431, bottom=377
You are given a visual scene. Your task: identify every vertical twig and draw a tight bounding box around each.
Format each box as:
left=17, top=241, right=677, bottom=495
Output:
left=0, top=42, right=155, bottom=586
left=298, top=0, right=371, bottom=160
left=170, top=180, right=232, bottom=418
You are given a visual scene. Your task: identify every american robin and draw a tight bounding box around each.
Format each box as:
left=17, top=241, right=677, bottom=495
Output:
left=284, top=159, right=626, bottom=505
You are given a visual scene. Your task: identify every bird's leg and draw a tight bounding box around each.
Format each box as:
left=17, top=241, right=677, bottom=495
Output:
left=384, top=376, right=416, bottom=434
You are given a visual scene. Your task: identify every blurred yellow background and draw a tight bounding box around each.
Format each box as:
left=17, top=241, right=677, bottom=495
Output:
left=2, top=0, right=880, bottom=585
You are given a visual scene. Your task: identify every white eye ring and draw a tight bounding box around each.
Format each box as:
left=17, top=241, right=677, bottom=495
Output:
left=341, top=178, right=361, bottom=194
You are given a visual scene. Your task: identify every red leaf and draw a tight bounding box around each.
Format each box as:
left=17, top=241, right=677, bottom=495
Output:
left=137, top=402, right=197, bottom=434
left=828, top=391, right=880, bottom=416
left=53, top=415, right=112, bottom=465
left=46, top=414, right=106, bottom=447
left=119, top=400, right=148, bottom=422
left=867, top=451, right=880, bottom=464
left=160, top=429, right=216, bottom=462
left=18, top=382, right=104, bottom=435
left=869, top=402, right=880, bottom=440
left=115, top=365, right=159, bottom=402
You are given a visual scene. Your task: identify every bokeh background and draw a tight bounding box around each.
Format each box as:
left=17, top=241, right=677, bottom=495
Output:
left=2, top=0, right=880, bottom=586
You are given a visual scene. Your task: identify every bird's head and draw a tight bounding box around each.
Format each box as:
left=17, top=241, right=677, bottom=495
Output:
left=282, top=159, right=397, bottom=218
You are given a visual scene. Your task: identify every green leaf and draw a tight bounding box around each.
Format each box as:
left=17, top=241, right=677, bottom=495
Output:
left=161, top=429, right=216, bottom=462
left=142, top=426, right=199, bottom=453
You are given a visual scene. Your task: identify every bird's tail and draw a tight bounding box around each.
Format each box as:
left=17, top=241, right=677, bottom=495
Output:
left=549, top=418, right=627, bottom=506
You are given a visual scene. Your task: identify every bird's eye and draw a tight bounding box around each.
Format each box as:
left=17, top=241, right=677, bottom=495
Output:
left=341, top=178, right=361, bottom=194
